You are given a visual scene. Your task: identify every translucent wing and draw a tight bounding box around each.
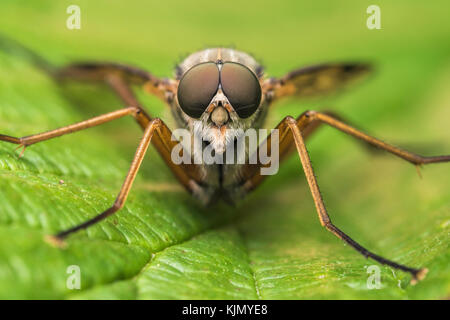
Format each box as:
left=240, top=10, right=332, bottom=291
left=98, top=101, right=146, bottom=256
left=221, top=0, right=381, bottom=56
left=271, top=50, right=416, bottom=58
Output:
left=265, top=63, right=371, bottom=101
left=56, top=62, right=158, bottom=85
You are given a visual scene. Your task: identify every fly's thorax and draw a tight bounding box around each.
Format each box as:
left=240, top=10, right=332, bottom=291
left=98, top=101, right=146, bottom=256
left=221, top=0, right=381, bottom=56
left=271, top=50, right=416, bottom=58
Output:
left=175, top=48, right=264, bottom=80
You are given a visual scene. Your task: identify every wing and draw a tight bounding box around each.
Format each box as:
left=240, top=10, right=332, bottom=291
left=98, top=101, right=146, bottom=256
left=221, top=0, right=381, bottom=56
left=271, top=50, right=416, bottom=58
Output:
left=56, top=62, right=177, bottom=104
left=263, top=63, right=372, bottom=101
left=56, top=62, right=158, bottom=85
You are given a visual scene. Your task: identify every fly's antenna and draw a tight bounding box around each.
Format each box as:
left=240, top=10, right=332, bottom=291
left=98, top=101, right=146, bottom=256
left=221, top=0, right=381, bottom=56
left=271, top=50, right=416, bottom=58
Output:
left=0, top=33, right=57, bottom=76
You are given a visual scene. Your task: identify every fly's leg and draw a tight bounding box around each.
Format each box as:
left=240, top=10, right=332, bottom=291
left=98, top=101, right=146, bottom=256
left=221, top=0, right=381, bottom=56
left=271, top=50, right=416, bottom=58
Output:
left=304, top=110, right=450, bottom=165
left=238, top=111, right=449, bottom=283
left=0, top=57, right=204, bottom=243
left=42, top=116, right=204, bottom=245
left=45, top=118, right=161, bottom=246
left=241, top=110, right=449, bottom=191
left=1, top=113, right=204, bottom=244
left=286, top=117, right=428, bottom=284
left=0, top=107, right=141, bottom=152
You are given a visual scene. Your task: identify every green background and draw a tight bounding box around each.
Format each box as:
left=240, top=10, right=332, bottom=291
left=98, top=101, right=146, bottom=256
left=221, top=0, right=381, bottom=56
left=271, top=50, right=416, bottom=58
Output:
left=0, top=0, right=449, bottom=299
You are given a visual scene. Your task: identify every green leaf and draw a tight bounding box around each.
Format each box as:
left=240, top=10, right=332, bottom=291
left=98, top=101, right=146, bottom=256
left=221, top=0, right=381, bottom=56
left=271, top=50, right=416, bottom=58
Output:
left=0, top=0, right=449, bottom=300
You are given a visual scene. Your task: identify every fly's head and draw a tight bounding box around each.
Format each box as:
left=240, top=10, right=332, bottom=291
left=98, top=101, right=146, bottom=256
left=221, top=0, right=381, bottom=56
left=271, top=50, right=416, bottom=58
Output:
left=170, top=48, right=269, bottom=154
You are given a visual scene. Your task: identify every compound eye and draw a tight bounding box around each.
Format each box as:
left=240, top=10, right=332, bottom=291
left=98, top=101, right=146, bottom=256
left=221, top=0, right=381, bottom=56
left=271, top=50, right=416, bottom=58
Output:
left=220, top=62, right=262, bottom=118
left=177, top=62, right=220, bottom=118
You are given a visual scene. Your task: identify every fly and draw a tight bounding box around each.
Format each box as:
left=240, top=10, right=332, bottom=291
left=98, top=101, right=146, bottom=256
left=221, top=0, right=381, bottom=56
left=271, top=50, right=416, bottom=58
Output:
left=1, top=45, right=449, bottom=284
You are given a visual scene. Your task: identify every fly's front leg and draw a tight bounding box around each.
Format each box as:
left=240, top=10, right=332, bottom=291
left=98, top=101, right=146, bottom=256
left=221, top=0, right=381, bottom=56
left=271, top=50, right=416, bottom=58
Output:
left=285, top=117, right=428, bottom=284
left=45, top=118, right=161, bottom=246
left=239, top=111, right=449, bottom=283
left=239, top=110, right=385, bottom=193
left=1, top=111, right=204, bottom=245
left=44, top=117, right=203, bottom=246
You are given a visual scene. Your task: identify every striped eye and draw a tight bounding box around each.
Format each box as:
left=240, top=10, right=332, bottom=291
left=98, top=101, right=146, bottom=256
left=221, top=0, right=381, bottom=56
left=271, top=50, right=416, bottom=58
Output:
left=220, top=62, right=262, bottom=118
left=177, top=62, right=220, bottom=118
